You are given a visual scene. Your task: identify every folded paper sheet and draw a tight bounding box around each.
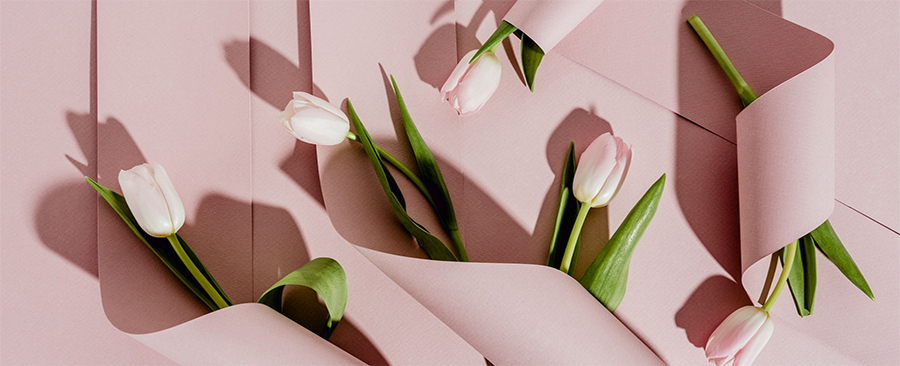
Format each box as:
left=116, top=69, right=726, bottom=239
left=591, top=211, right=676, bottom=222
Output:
left=97, top=1, right=484, bottom=364
left=314, top=0, right=898, bottom=364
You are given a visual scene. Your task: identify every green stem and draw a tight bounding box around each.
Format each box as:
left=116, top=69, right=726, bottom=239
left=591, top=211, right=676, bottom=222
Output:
left=488, top=41, right=502, bottom=53
left=347, top=132, right=435, bottom=207
left=449, top=228, right=469, bottom=262
left=687, top=15, right=758, bottom=106
left=762, top=240, right=798, bottom=312
left=167, top=235, right=229, bottom=310
left=560, top=203, right=592, bottom=274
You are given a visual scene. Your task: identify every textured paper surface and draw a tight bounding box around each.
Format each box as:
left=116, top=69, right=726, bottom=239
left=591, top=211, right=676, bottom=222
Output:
left=504, top=0, right=604, bottom=51
left=96, top=1, right=484, bottom=364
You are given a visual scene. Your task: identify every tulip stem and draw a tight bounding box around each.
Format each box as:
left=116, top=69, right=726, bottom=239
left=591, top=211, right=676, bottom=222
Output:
left=762, top=240, right=798, bottom=312
left=346, top=132, right=436, bottom=207
left=449, top=228, right=469, bottom=262
left=687, top=14, right=758, bottom=107
left=560, top=203, right=592, bottom=274
left=167, top=234, right=229, bottom=310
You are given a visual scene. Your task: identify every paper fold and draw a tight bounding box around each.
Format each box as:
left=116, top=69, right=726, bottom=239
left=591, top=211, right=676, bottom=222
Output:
left=504, top=0, right=604, bottom=52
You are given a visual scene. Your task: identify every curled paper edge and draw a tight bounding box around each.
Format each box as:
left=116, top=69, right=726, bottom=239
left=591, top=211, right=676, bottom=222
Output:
left=129, top=303, right=365, bottom=365
left=504, top=0, right=605, bottom=52
left=737, top=50, right=836, bottom=298
left=354, top=247, right=664, bottom=365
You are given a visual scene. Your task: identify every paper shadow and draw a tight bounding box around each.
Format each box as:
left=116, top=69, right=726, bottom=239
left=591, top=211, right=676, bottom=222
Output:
left=675, top=275, right=752, bottom=348
left=671, top=0, right=784, bottom=281
left=322, top=98, right=614, bottom=269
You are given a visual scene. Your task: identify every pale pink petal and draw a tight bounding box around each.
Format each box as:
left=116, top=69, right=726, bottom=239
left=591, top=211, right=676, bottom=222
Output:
left=706, top=306, right=769, bottom=360
left=119, top=165, right=174, bottom=237
left=290, top=108, right=351, bottom=146
left=441, top=49, right=478, bottom=99
left=732, top=316, right=774, bottom=366
left=572, top=133, right=618, bottom=204
left=454, top=52, right=501, bottom=115
left=590, top=140, right=632, bottom=207
left=293, top=91, right=348, bottom=122
left=149, top=162, right=185, bottom=233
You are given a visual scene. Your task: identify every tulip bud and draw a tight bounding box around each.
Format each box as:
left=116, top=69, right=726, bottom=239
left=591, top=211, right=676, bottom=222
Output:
left=706, top=306, right=775, bottom=366
left=118, top=162, right=186, bottom=238
left=279, top=92, right=350, bottom=146
left=572, top=133, right=632, bottom=207
left=441, top=49, right=502, bottom=116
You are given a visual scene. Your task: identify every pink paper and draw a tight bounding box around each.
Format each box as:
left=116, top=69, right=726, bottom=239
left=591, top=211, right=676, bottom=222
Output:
left=504, top=0, right=605, bottom=52
left=96, top=1, right=485, bottom=364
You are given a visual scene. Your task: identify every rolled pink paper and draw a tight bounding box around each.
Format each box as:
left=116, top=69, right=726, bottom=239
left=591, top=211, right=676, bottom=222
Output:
left=504, top=0, right=605, bottom=52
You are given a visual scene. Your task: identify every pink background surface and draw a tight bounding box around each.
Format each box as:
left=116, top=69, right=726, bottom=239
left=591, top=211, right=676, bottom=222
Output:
left=2, top=0, right=898, bottom=365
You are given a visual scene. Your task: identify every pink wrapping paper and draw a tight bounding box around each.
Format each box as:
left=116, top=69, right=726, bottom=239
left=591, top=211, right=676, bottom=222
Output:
left=95, top=0, right=484, bottom=364
left=504, top=0, right=604, bottom=51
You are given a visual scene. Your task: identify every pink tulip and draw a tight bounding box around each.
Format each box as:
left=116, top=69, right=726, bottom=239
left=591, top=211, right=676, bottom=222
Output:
left=441, top=49, right=501, bottom=116
left=118, top=162, right=185, bottom=238
left=572, top=133, right=632, bottom=207
left=706, top=306, right=775, bottom=366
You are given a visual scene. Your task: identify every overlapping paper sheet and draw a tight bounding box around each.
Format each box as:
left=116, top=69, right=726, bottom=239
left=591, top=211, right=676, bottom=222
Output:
left=97, top=1, right=483, bottom=364
left=313, top=0, right=899, bottom=364
left=95, top=0, right=898, bottom=364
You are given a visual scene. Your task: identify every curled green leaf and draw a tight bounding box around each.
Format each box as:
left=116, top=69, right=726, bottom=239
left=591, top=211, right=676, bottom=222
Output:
left=258, top=257, right=348, bottom=339
left=580, top=174, right=666, bottom=312
left=782, top=233, right=817, bottom=317
left=520, top=34, right=544, bottom=92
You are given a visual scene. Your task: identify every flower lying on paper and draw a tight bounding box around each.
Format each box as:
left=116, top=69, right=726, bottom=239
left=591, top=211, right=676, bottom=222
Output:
left=280, top=91, right=351, bottom=146
left=472, top=21, right=544, bottom=92
left=546, top=133, right=664, bottom=312
left=687, top=14, right=874, bottom=365
left=441, top=49, right=501, bottom=115
left=118, top=162, right=185, bottom=238
left=706, top=306, right=775, bottom=366
left=572, top=133, right=632, bottom=208
left=89, top=162, right=348, bottom=339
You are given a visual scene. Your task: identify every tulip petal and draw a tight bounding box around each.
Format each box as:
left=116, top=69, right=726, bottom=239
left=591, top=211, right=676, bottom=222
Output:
left=149, top=162, right=185, bottom=234
left=294, top=91, right=349, bottom=123
left=572, top=133, right=618, bottom=204
left=732, top=316, right=774, bottom=366
left=290, top=108, right=351, bottom=146
left=590, top=138, right=632, bottom=207
left=706, top=306, right=769, bottom=359
left=441, top=49, right=478, bottom=99
left=454, top=51, right=501, bottom=115
left=118, top=165, right=173, bottom=237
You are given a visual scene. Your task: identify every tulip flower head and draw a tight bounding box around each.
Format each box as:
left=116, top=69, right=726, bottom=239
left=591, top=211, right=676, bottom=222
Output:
left=572, top=133, right=632, bottom=207
left=118, top=162, right=186, bottom=238
left=280, top=92, right=350, bottom=146
left=441, top=49, right=502, bottom=116
left=706, top=306, right=775, bottom=366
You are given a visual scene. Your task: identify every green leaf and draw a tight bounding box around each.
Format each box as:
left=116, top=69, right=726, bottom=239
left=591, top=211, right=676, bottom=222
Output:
left=471, top=20, right=517, bottom=63
left=85, top=177, right=229, bottom=310
left=390, top=75, right=467, bottom=261
left=782, top=233, right=817, bottom=317
left=347, top=100, right=458, bottom=261
left=547, top=142, right=581, bottom=275
left=258, top=257, right=348, bottom=339
left=520, top=34, right=545, bottom=92
left=580, top=174, right=666, bottom=312
left=810, top=220, right=874, bottom=300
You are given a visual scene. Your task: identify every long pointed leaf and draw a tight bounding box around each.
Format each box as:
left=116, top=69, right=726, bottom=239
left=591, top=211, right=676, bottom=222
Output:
left=547, top=142, right=581, bottom=274
left=347, top=100, right=458, bottom=261
left=390, top=75, right=465, bottom=259
left=258, top=257, right=348, bottom=339
left=86, top=177, right=222, bottom=310
left=471, top=20, right=517, bottom=63
left=810, top=220, right=874, bottom=300
left=580, top=174, right=666, bottom=311
left=520, top=34, right=544, bottom=92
